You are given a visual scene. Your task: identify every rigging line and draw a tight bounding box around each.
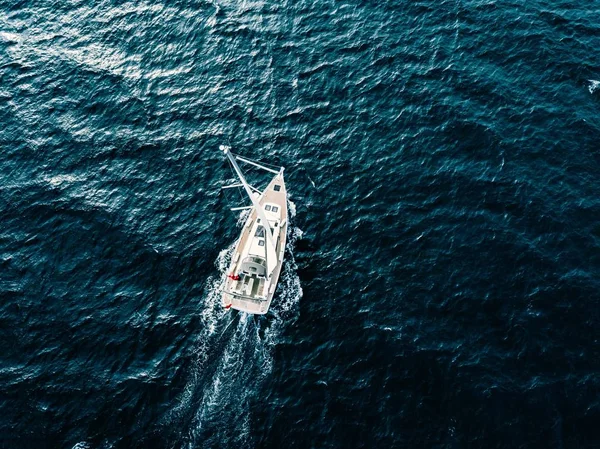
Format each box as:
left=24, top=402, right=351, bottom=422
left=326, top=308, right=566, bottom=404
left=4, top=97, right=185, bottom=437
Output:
left=229, top=156, right=266, bottom=196
left=223, top=183, right=262, bottom=195
left=230, top=161, right=246, bottom=205
left=225, top=160, right=247, bottom=211
left=230, top=152, right=279, bottom=168
left=230, top=152, right=281, bottom=170
left=235, top=155, right=280, bottom=175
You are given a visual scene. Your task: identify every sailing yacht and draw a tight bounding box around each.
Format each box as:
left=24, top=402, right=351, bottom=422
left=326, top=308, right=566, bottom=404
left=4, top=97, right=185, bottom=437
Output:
left=219, top=146, right=287, bottom=315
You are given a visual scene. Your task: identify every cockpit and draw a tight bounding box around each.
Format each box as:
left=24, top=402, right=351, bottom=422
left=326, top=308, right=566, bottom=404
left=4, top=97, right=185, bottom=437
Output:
left=240, top=256, right=267, bottom=277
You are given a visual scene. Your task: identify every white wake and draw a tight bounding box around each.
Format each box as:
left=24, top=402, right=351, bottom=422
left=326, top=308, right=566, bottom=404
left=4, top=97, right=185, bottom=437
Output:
left=173, top=200, right=303, bottom=448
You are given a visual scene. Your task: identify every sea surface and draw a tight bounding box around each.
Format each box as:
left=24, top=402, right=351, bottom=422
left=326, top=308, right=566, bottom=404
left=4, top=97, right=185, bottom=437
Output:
left=1, top=0, right=600, bottom=448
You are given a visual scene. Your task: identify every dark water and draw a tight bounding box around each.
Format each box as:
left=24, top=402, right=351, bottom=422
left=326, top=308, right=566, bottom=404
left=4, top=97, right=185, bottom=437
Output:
left=1, top=0, right=600, bottom=448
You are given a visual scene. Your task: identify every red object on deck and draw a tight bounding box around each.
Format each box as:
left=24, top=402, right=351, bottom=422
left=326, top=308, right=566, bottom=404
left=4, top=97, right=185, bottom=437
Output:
left=225, top=303, right=232, bottom=309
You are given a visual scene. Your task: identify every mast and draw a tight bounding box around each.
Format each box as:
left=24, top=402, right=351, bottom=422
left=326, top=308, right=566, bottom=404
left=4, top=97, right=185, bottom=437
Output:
left=221, top=146, right=279, bottom=275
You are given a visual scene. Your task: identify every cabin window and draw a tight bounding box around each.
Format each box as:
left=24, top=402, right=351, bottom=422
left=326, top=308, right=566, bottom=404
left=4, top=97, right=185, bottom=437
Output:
left=258, top=240, right=265, bottom=246
left=250, top=267, right=256, bottom=272
left=272, top=206, right=278, bottom=213
left=255, top=226, right=265, bottom=237
left=274, top=185, right=281, bottom=191
left=265, top=205, right=272, bottom=211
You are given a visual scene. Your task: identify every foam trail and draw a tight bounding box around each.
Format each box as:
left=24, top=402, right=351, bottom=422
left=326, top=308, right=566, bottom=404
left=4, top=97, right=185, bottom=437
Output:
left=588, top=79, right=600, bottom=94
left=236, top=208, right=251, bottom=227
left=71, top=443, right=90, bottom=449
left=175, top=199, right=302, bottom=448
left=164, top=242, right=236, bottom=427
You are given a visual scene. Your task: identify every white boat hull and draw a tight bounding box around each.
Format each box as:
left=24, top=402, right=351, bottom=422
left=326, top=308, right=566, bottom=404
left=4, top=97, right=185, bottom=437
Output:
left=222, top=172, right=287, bottom=314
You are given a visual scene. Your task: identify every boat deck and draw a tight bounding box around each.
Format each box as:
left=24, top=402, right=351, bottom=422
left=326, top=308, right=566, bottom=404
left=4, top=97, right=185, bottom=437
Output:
left=230, top=274, right=265, bottom=299
left=222, top=171, right=288, bottom=314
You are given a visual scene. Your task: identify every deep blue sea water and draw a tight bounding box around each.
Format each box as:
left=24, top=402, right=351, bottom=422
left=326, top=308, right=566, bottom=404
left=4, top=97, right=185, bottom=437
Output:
left=1, top=0, right=600, bottom=448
